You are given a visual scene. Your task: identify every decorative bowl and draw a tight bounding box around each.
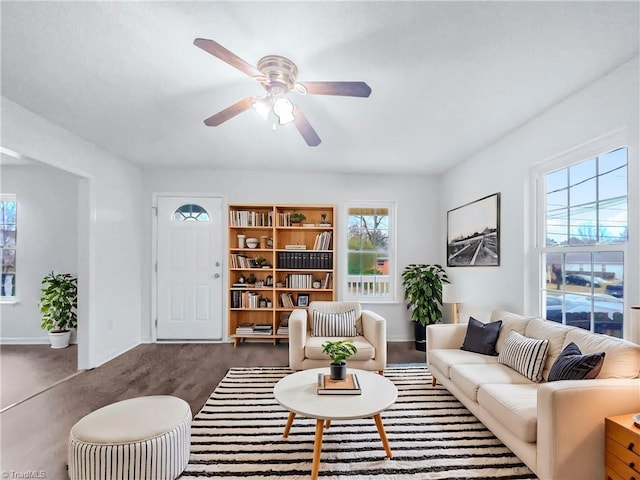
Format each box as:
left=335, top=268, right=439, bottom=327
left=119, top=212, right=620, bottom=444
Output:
left=246, top=237, right=259, bottom=248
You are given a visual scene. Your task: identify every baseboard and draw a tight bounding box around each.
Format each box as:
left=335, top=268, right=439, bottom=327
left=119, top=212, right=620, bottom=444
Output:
left=0, top=337, right=79, bottom=345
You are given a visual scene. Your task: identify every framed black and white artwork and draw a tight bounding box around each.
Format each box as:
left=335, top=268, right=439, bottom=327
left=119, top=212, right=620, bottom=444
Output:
left=297, top=293, right=310, bottom=307
left=447, top=193, right=500, bottom=267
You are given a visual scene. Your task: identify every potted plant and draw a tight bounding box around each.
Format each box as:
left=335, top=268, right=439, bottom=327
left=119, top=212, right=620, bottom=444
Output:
left=255, top=256, right=269, bottom=268
left=39, top=272, right=78, bottom=349
left=401, top=264, right=449, bottom=351
left=321, top=339, right=358, bottom=380
left=289, top=212, right=306, bottom=225
left=246, top=273, right=257, bottom=286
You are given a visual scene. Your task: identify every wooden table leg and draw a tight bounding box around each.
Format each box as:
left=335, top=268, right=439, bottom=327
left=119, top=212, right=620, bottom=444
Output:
left=324, top=419, right=331, bottom=429
left=311, top=419, right=324, bottom=480
left=373, top=414, right=393, bottom=458
left=283, top=412, right=296, bottom=438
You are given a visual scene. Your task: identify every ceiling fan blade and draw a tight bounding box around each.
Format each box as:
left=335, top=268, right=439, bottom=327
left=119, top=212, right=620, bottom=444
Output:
left=293, top=106, right=321, bottom=147
left=298, top=81, right=372, bottom=98
left=194, top=38, right=262, bottom=79
left=204, top=97, right=256, bottom=127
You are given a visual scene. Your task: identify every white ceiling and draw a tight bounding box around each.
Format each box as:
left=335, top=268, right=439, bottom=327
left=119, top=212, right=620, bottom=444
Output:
left=1, top=1, right=638, bottom=175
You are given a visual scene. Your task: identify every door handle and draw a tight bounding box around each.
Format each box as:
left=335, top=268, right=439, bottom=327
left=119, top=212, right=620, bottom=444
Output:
left=213, top=273, right=221, bottom=279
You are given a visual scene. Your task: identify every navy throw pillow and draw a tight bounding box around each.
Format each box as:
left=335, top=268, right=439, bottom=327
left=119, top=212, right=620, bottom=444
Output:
left=548, top=342, right=605, bottom=382
left=460, top=316, right=502, bottom=356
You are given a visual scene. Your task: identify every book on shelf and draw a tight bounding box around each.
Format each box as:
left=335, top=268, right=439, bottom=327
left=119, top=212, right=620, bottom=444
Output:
left=280, top=292, right=295, bottom=308
left=277, top=251, right=333, bottom=269
left=317, top=373, right=362, bottom=395
left=229, top=210, right=273, bottom=227
left=235, top=322, right=255, bottom=335
left=252, top=323, right=273, bottom=335
left=285, top=244, right=307, bottom=250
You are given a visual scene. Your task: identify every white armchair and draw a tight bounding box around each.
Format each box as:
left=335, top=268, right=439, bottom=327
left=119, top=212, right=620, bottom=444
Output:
left=288, top=301, right=387, bottom=373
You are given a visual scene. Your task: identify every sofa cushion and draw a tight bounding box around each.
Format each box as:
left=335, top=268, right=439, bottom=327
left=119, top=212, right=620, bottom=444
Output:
left=563, top=329, right=640, bottom=379
left=311, top=310, right=358, bottom=337
left=461, top=317, right=502, bottom=356
left=429, top=349, right=499, bottom=380
left=449, top=364, right=532, bottom=402
left=478, top=383, right=538, bottom=443
left=498, top=330, right=549, bottom=382
left=548, top=342, right=605, bottom=382
left=490, top=310, right=533, bottom=354
left=304, top=335, right=375, bottom=361
left=524, top=317, right=570, bottom=380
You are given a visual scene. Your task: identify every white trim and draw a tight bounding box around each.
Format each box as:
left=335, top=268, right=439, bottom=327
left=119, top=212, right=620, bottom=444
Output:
left=151, top=193, right=228, bottom=342
left=529, top=129, right=630, bottom=337
left=340, top=201, right=397, bottom=302
left=0, top=337, right=50, bottom=344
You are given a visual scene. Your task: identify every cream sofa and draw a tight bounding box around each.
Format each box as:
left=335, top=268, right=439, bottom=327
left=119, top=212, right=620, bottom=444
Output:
left=288, top=301, right=387, bottom=373
left=427, top=310, right=640, bottom=480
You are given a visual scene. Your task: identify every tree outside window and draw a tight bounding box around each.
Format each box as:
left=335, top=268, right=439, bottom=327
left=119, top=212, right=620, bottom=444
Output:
left=345, top=204, right=394, bottom=300
left=1, top=195, right=17, bottom=298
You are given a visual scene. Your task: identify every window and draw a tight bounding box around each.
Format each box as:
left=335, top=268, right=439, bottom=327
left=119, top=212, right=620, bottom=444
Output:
left=1, top=195, right=17, bottom=299
left=538, top=145, right=627, bottom=338
left=173, top=204, right=210, bottom=222
left=344, top=203, right=395, bottom=301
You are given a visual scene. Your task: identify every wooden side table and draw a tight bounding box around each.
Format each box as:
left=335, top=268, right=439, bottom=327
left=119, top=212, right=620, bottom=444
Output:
left=605, top=413, right=640, bottom=480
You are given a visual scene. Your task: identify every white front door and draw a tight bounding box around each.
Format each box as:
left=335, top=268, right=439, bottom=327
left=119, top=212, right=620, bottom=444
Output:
left=156, top=196, right=223, bottom=340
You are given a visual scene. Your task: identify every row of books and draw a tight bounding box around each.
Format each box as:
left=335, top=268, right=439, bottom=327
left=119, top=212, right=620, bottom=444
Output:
left=277, top=252, right=333, bottom=269
left=235, top=323, right=273, bottom=335
left=312, top=231, right=332, bottom=250
left=230, top=291, right=270, bottom=309
left=229, top=210, right=273, bottom=227
left=321, top=272, right=333, bottom=289
left=230, top=254, right=258, bottom=269
left=277, top=326, right=289, bottom=335
left=284, top=273, right=313, bottom=289
left=280, top=292, right=296, bottom=308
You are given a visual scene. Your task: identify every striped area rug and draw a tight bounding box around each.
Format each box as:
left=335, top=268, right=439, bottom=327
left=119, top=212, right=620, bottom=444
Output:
left=180, top=367, right=536, bottom=479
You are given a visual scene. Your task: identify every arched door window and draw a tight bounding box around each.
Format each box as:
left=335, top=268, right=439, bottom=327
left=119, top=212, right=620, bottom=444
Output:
left=173, top=204, right=210, bottom=222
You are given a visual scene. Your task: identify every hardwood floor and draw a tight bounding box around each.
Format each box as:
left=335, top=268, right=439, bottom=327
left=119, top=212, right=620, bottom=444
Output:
left=1, top=344, right=78, bottom=410
left=0, top=341, right=425, bottom=478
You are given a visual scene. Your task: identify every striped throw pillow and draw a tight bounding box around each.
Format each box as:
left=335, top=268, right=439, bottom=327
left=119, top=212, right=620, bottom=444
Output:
left=311, top=310, right=358, bottom=337
left=498, top=330, right=550, bottom=382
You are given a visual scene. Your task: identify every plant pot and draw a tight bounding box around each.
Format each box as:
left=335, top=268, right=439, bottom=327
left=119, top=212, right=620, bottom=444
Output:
left=412, top=321, right=427, bottom=352
left=329, top=362, right=347, bottom=380
left=48, top=330, right=71, bottom=349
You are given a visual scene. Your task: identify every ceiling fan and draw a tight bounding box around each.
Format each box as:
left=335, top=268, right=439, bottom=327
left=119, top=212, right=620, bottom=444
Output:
left=194, top=38, right=372, bottom=147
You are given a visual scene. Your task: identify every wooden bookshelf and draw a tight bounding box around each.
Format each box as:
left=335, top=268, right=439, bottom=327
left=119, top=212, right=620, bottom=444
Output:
left=228, top=204, right=336, bottom=347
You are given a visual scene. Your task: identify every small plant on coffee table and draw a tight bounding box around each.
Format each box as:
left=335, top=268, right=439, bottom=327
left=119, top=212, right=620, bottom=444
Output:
left=322, top=339, right=358, bottom=380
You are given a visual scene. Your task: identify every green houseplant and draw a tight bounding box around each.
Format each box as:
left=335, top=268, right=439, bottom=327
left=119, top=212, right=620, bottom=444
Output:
left=401, top=264, right=449, bottom=351
left=39, top=272, right=78, bottom=349
left=322, top=339, right=358, bottom=380
left=289, top=212, right=306, bottom=225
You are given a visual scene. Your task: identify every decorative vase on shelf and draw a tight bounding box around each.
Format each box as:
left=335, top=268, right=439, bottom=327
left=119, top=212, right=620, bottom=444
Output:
left=237, top=234, right=246, bottom=248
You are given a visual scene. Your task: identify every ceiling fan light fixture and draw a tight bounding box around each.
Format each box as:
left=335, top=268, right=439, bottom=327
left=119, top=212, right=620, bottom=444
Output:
left=252, top=96, right=272, bottom=120
left=273, top=97, right=295, bottom=125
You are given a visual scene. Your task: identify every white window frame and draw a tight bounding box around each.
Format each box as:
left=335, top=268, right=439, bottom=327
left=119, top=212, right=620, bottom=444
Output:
left=0, top=193, right=17, bottom=303
left=342, top=201, right=396, bottom=302
left=531, top=130, right=629, bottom=337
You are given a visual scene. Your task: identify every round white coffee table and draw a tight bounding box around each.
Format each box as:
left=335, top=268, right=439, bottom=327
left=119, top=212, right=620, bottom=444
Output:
left=273, top=368, right=397, bottom=480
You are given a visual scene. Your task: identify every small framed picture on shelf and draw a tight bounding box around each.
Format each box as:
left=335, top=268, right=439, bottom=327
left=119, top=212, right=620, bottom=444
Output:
left=297, top=293, right=310, bottom=307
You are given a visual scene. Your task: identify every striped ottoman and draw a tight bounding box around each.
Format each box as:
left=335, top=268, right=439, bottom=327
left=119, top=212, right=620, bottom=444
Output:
left=68, top=395, right=192, bottom=480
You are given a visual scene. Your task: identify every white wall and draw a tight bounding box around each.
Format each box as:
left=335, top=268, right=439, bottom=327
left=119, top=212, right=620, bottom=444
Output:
left=440, top=57, right=639, bottom=342
left=0, top=164, right=79, bottom=342
left=1, top=98, right=144, bottom=368
left=142, top=169, right=440, bottom=342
